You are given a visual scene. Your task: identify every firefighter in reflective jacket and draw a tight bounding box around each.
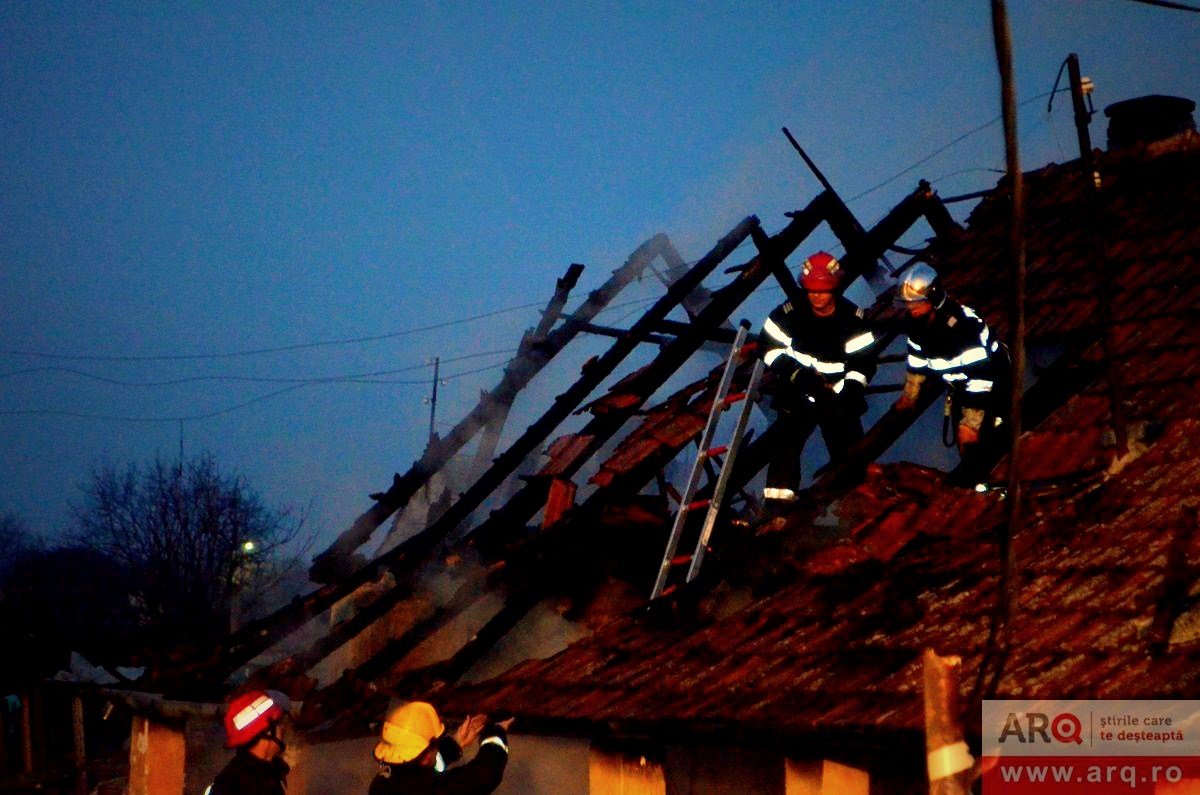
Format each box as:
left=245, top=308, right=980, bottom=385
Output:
left=369, top=701, right=511, bottom=795
left=892, top=263, right=1011, bottom=487
left=206, top=689, right=290, bottom=795
left=759, top=251, right=878, bottom=502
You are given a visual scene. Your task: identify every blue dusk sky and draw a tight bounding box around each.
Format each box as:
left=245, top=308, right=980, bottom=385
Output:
left=2, top=2, right=1198, bottom=554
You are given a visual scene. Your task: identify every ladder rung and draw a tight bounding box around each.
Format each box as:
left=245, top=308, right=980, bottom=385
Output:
left=670, top=554, right=692, bottom=566
left=704, top=445, right=728, bottom=458
left=659, top=584, right=678, bottom=597
left=723, top=391, right=748, bottom=405
left=686, top=499, right=710, bottom=511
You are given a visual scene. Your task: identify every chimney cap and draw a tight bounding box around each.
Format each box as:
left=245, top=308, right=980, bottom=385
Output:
left=1104, top=94, right=1196, bottom=118
left=1103, top=94, right=1197, bottom=150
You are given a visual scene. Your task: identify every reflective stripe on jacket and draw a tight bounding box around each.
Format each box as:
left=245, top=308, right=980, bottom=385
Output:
left=759, top=297, right=877, bottom=394
left=905, top=299, right=1005, bottom=400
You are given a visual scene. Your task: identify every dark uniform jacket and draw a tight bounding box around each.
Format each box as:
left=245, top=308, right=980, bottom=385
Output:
left=369, top=726, right=509, bottom=795
left=760, top=296, right=877, bottom=404
left=206, top=751, right=288, bottom=795
left=904, top=298, right=1006, bottom=410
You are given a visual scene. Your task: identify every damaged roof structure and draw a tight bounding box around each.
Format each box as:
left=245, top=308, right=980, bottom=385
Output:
left=430, top=99, right=1200, bottom=789
left=77, top=89, right=1200, bottom=794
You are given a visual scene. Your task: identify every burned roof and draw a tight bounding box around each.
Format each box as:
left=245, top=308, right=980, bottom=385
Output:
left=432, top=131, right=1200, bottom=741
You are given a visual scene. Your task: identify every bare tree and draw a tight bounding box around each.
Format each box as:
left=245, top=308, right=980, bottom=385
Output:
left=73, top=454, right=306, bottom=646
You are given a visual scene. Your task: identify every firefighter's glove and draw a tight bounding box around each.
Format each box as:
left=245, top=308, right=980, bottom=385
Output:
left=957, top=408, right=985, bottom=452
left=786, top=367, right=823, bottom=399
left=893, top=372, right=926, bottom=412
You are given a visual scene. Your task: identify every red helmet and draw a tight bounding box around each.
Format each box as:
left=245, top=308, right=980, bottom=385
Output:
left=800, top=251, right=841, bottom=292
left=223, top=689, right=287, bottom=749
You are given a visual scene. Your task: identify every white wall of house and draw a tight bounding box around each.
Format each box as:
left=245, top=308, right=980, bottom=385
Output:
left=178, top=718, right=885, bottom=794
left=180, top=718, right=590, bottom=795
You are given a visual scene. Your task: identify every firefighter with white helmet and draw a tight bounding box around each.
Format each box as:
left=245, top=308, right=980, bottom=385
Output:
left=369, top=700, right=512, bottom=794
left=892, top=262, right=1011, bottom=488
left=206, top=689, right=291, bottom=795
left=758, top=251, right=879, bottom=501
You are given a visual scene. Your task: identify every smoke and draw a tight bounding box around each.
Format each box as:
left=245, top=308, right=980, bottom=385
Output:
left=459, top=599, right=589, bottom=685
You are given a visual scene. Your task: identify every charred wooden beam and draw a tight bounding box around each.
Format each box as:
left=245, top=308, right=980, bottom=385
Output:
left=391, top=584, right=543, bottom=695
left=164, top=225, right=757, bottom=695
left=652, top=317, right=739, bottom=342
left=466, top=203, right=826, bottom=542
left=653, top=234, right=721, bottom=323
left=782, top=127, right=946, bottom=291
left=562, top=317, right=739, bottom=346
left=561, top=319, right=675, bottom=346
left=377, top=187, right=931, bottom=636
left=469, top=262, right=587, bottom=485
left=157, top=240, right=665, bottom=692
left=307, top=184, right=984, bottom=706
left=280, top=218, right=758, bottom=675
left=837, top=182, right=959, bottom=288
left=308, top=263, right=597, bottom=583
left=651, top=235, right=739, bottom=357
left=291, top=204, right=829, bottom=704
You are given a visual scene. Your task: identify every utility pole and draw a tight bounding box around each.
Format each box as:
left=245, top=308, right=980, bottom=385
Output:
left=426, top=356, right=440, bottom=445
left=979, top=0, right=1027, bottom=702
left=1067, top=52, right=1129, bottom=457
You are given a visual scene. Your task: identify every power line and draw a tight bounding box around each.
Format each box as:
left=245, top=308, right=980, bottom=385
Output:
left=0, top=303, right=547, bottom=363
left=0, top=383, right=314, bottom=423
left=0, top=266, right=700, bottom=366
left=845, top=90, right=1058, bottom=204
left=1124, top=0, right=1200, bottom=11
left=0, top=357, right=520, bottom=423
left=0, top=348, right=517, bottom=387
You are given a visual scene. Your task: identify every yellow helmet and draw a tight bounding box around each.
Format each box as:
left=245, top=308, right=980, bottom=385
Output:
left=374, top=701, right=444, bottom=764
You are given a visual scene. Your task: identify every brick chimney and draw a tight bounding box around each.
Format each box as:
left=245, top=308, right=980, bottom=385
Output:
left=1104, top=94, right=1196, bottom=150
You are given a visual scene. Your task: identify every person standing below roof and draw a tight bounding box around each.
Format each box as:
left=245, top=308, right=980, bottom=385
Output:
left=206, top=689, right=291, bottom=795
left=892, top=263, right=1011, bottom=488
left=369, top=700, right=512, bottom=795
left=758, top=251, right=879, bottom=502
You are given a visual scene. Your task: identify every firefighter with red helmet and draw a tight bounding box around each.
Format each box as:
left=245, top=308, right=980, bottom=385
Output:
left=758, top=251, right=878, bottom=501
left=206, top=689, right=290, bottom=795
left=369, top=700, right=511, bottom=794
left=892, top=263, right=1011, bottom=488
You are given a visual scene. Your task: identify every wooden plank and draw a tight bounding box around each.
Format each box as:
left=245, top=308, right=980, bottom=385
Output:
left=72, top=696, right=87, bottom=795
left=128, top=715, right=185, bottom=795
left=19, top=692, right=32, bottom=775
left=924, top=649, right=975, bottom=794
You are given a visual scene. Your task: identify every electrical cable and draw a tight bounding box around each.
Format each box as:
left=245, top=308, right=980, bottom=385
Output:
left=0, top=348, right=517, bottom=387
left=1, top=268, right=699, bottom=366
left=3, top=78, right=1089, bottom=423
left=1124, top=0, right=1200, bottom=11
left=845, top=89, right=1060, bottom=204
left=0, top=303, right=546, bottom=363
left=0, top=357, right=520, bottom=422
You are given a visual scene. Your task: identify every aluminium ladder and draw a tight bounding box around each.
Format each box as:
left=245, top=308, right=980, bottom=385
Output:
left=649, top=320, right=765, bottom=600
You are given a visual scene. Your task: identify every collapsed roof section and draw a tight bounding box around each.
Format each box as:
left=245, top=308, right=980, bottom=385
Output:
left=142, top=169, right=961, bottom=710
left=429, top=129, right=1200, bottom=744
